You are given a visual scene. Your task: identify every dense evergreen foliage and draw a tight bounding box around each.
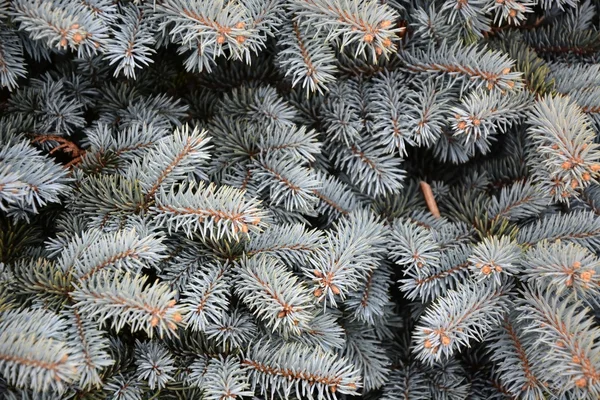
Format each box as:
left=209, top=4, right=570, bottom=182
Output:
left=2, top=0, right=600, bottom=399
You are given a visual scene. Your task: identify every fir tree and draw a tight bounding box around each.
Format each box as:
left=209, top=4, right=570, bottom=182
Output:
left=3, top=0, right=600, bottom=399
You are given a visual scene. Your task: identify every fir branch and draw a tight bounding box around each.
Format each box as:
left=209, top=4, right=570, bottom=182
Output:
left=306, top=209, right=388, bottom=307
left=518, top=286, right=600, bottom=396
left=389, top=218, right=441, bottom=278
left=105, top=4, right=155, bottom=79
left=320, top=80, right=364, bottom=146
left=13, top=258, right=72, bottom=308
left=153, top=181, right=267, bottom=240
left=210, top=116, right=321, bottom=167
left=72, top=270, right=184, bottom=338
left=488, top=179, right=550, bottom=222
left=413, top=281, right=512, bottom=365
left=368, top=71, right=414, bottom=155
left=401, top=41, right=523, bottom=91
left=334, top=140, right=405, bottom=197
left=128, top=124, right=211, bottom=202
left=180, top=262, right=230, bottom=332
left=79, top=0, right=117, bottom=23
left=311, top=170, right=360, bottom=223
left=551, top=63, right=600, bottom=93
left=345, top=263, right=391, bottom=325
left=204, top=309, right=257, bottom=350
left=0, top=139, right=70, bottom=219
left=0, top=308, right=80, bottom=394
left=202, top=355, right=253, bottom=400
left=134, top=340, right=175, bottom=390
left=490, top=34, right=554, bottom=95
left=526, top=95, right=600, bottom=202
left=490, top=0, right=535, bottom=26
left=155, top=0, right=268, bottom=71
left=381, top=366, right=430, bottom=400
left=254, top=155, right=321, bottom=213
left=246, top=223, right=324, bottom=266
left=105, top=373, right=143, bottom=400
left=81, top=123, right=169, bottom=173
left=243, top=340, right=362, bottom=399
left=12, top=0, right=109, bottom=57
left=449, top=89, right=531, bottom=155
left=57, top=227, right=166, bottom=281
left=521, top=240, right=600, bottom=300
left=0, top=28, right=27, bottom=91
left=399, top=243, right=472, bottom=302
left=488, top=313, right=548, bottom=399
left=277, top=19, right=337, bottom=94
left=468, top=236, right=522, bottom=285
left=70, top=175, right=145, bottom=227
left=63, top=308, right=114, bottom=389
left=290, top=0, right=403, bottom=62
left=517, top=210, right=600, bottom=250
left=341, top=323, right=390, bottom=391
left=289, top=311, right=346, bottom=351
left=235, top=255, right=315, bottom=335
left=524, top=21, right=600, bottom=57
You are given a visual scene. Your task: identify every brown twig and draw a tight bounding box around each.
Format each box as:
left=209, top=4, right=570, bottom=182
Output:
left=30, top=134, right=86, bottom=167
left=420, top=181, right=440, bottom=219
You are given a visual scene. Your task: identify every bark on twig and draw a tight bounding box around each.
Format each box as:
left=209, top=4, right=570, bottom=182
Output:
left=420, top=181, right=440, bottom=219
